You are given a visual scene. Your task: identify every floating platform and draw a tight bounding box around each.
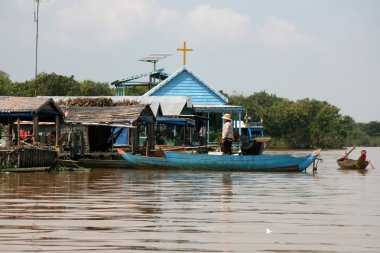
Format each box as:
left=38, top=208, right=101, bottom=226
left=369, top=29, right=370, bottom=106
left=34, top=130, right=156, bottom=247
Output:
left=1, top=167, right=50, bottom=173
left=0, top=146, right=58, bottom=169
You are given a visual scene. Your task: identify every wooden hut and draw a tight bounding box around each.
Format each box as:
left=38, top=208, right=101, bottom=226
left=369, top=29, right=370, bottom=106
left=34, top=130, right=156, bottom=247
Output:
left=0, top=96, right=64, bottom=168
left=0, top=96, right=63, bottom=146
left=61, top=104, right=155, bottom=157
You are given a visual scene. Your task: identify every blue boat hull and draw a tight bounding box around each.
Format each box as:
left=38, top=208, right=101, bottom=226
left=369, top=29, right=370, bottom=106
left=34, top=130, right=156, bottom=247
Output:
left=117, top=149, right=320, bottom=172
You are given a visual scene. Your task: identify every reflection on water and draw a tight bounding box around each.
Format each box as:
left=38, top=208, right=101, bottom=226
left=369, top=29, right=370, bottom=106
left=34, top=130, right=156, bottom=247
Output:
left=1, top=148, right=380, bottom=252
left=338, top=168, right=369, bottom=176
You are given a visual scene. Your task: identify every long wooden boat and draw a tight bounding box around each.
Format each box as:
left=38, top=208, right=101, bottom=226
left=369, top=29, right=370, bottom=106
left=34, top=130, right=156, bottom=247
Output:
left=58, top=158, right=131, bottom=168
left=337, top=158, right=369, bottom=170
left=117, top=149, right=320, bottom=172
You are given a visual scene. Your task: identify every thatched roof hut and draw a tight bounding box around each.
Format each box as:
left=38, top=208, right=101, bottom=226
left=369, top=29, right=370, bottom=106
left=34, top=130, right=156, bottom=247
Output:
left=0, top=96, right=64, bottom=146
left=0, top=96, right=63, bottom=120
left=63, top=104, right=154, bottom=127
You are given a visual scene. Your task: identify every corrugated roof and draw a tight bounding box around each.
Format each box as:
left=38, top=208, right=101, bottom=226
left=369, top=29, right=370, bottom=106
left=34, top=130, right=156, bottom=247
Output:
left=159, top=100, right=188, bottom=116
left=63, top=104, right=153, bottom=125
left=0, top=96, right=63, bottom=115
left=143, top=66, right=229, bottom=104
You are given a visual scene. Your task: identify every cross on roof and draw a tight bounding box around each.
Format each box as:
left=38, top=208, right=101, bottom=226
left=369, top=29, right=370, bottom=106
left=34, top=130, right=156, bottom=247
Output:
left=176, top=41, right=193, bottom=65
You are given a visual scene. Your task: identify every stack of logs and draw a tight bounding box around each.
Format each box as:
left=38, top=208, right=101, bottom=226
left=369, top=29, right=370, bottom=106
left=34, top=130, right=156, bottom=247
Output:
left=58, top=98, right=139, bottom=107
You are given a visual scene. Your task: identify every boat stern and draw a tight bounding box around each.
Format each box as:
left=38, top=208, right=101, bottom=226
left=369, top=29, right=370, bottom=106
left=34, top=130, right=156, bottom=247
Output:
left=298, top=149, right=321, bottom=171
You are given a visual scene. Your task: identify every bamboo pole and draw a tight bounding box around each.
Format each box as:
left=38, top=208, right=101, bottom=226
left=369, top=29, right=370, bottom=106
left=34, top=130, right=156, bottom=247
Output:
left=55, top=114, right=60, bottom=147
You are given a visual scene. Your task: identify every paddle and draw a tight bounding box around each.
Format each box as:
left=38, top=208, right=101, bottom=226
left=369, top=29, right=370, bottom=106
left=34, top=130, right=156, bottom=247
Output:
left=368, top=160, right=375, bottom=169
left=344, top=147, right=355, bottom=158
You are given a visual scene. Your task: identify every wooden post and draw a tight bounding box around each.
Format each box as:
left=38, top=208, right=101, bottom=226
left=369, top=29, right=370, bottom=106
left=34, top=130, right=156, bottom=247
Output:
left=17, top=150, right=21, bottom=168
left=17, top=118, right=20, bottom=146
left=131, top=122, right=139, bottom=155
left=70, top=128, right=76, bottom=159
left=148, top=122, right=155, bottom=150
left=111, top=131, right=114, bottom=153
left=128, top=128, right=132, bottom=151
left=55, top=115, right=60, bottom=147
left=184, top=123, right=186, bottom=145
left=207, top=112, right=210, bottom=145
left=130, top=126, right=134, bottom=154
left=145, top=140, right=149, bottom=156
left=135, top=122, right=140, bottom=154
left=33, top=115, right=39, bottom=143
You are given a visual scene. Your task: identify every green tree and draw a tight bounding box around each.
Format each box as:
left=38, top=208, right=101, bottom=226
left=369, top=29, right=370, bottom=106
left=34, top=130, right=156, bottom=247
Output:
left=123, top=86, right=150, bottom=96
left=30, top=72, right=80, bottom=96
left=228, top=91, right=282, bottom=122
left=0, top=70, right=12, bottom=95
left=10, top=81, right=34, bottom=96
left=345, top=127, right=371, bottom=146
left=362, top=121, right=380, bottom=136
left=345, top=121, right=380, bottom=146
left=79, top=80, right=114, bottom=96
left=264, top=99, right=311, bottom=148
left=310, top=104, right=347, bottom=148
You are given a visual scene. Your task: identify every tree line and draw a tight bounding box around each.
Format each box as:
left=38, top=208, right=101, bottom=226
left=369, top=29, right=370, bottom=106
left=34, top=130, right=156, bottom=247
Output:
left=0, top=70, right=114, bottom=96
left=1, top=70, right=379, bottom=148
left=224, top=91, right=380, bottom=148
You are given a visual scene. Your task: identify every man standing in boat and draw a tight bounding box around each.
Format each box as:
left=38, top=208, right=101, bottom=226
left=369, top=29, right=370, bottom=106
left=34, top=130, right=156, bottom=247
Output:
left=222, top=113, right=234, bottom=155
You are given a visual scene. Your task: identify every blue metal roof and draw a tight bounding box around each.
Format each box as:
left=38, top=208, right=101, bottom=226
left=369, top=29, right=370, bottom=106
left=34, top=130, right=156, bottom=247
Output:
left=143, top=66, right=228, bottom=105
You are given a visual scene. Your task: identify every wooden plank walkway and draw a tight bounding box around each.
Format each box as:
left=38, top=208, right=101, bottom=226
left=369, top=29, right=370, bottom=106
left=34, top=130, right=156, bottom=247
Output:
left=1, top=167, right=50, bottom=172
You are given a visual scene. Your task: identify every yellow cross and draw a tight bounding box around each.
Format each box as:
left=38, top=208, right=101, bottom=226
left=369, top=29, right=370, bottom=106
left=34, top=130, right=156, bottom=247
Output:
left=176, top=41, right=193, bottom=65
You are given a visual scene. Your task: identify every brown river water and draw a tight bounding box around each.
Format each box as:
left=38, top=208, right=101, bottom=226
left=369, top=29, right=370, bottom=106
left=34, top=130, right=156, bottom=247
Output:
left=0, top=148, right=380, bottom=252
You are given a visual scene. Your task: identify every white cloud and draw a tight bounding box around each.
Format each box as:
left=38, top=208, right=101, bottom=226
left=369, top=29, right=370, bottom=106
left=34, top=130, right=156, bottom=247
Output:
left=34, top=1, right=252, bottom=48
left=256, top=16, right=321, bottom=51
left=155, top=8, right=181, bottom=34
left=183, top=4, right=252, bottom=43
left=51, top=0, right=154, bottom=45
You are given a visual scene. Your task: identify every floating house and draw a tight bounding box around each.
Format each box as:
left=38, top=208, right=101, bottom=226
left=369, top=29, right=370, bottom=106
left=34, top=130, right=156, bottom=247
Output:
left=46, top=96, right=195, bottom=168
left=117, top=96, right=195, bottom=146
left=0, top=96, right=63, bottom=168
left=143, top=66, right=244, bottom=144
left=55, top=100, right=155, bottom=158
left=46, top=95, right=195, bottom=149
left=0, top=96, right=63, bottom=146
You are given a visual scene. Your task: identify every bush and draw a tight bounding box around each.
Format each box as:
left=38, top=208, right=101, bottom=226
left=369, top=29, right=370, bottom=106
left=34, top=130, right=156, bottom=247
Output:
left=345, top=128, right=371, bottom=146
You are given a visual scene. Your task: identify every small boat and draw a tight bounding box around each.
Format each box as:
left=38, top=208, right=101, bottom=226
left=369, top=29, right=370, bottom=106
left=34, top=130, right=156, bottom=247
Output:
left=337, top=158, right=369, bottom=170
left=239, top=122, right=271, bottom=155
left=117, top=149, right=321, bottom=172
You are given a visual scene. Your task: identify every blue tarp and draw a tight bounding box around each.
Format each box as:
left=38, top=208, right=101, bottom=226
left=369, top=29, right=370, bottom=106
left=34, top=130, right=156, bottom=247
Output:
left=157, top=118, right=195, bottom=126
left=111, top=128, right=129, bottom=146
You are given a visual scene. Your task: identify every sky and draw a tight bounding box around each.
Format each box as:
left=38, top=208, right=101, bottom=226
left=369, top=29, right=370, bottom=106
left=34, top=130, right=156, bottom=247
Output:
left=0, top=0, right=379, bottom=122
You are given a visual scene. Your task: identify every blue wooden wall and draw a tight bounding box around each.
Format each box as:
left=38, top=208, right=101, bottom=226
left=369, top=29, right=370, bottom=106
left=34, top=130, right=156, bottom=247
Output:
left=145, top=68, right=227, bottom=105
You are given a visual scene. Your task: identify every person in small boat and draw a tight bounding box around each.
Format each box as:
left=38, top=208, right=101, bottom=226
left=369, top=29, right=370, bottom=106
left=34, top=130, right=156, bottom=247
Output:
left=357, top=150, right=367, bottom=167
left=340, top=152, right=348, bottom=159
left=221, top=113, right=234, bottom=155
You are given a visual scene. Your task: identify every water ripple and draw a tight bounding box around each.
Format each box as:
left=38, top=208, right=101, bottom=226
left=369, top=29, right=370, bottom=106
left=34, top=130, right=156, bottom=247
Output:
left=1, top=148, right=380, bottom=252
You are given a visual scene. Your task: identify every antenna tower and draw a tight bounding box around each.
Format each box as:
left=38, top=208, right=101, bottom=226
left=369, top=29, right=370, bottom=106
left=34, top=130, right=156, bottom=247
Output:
left=34, top=0, right=40, bottom=78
